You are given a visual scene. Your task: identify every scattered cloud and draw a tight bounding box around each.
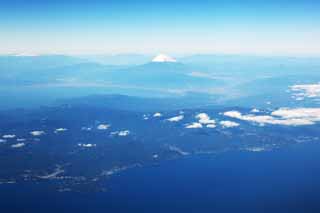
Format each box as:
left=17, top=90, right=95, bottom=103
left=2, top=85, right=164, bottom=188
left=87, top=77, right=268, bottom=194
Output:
left=111, top=130, right=130, bottom=136
left=153, top=112, right=162, bottom=117
left=17, top=138, right=26, bottom=142
left=224, top=111, right=243, bottom=118
left=185, top=122, right=203, bottom=129
left=167, top=115, right=184, bottom=122
left=182, top=113, right=216, bottom=128
left=118, top=130, right=130, bottom=136
left=271, top=108, right=320, bottom=123
left=0, top=139, right=6, bottom=143
left=54, top=128, right=68, bottom=133
left=220, top=120, right=240, bottom=128
left=206, top=124, right=216, bottom=128
left=30, top=131, right=45, bottom=136
left=251, top=108, right=260, bottom=113
left=81, top=127, right=92, bottom=131
left=2, top=134, right=16, bottom=139
left=97, top=124, right=110, bottom=130
left=195, top=113, right=216, bottom=124
left=11, top=143, right=25, bottom=148
left=290, top=83, right=320, bottom=100
left=244, top=147, right=266, bottom=152
left=78, top=143, right=96, bottom=148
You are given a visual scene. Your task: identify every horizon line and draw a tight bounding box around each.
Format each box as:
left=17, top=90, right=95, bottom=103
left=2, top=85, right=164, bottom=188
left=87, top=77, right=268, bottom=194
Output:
left=1, top=52, right=320, bottom=58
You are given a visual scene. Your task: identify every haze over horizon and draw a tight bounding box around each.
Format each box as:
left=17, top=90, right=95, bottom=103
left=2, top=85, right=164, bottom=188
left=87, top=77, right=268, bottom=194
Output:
left=1, top=0, right=320, bottom=56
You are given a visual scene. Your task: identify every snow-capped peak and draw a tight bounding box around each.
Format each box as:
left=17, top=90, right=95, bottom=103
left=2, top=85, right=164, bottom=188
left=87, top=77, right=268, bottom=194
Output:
left=152, top=54, right=177, bottom=63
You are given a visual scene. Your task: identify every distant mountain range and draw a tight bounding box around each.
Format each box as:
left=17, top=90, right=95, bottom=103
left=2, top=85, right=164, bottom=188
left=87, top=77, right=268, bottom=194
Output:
left=0, top=54, right=224, bottom=88
left=1, top=53, right=320, bottom=110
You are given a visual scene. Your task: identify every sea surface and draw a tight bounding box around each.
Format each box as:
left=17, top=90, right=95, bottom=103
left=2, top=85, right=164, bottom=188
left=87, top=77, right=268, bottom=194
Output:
left=1, top=142, right=320, bottom=213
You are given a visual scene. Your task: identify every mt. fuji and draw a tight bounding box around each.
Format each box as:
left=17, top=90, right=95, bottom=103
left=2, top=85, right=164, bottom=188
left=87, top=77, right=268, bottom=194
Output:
left=152, top=54, right=177, bottom=63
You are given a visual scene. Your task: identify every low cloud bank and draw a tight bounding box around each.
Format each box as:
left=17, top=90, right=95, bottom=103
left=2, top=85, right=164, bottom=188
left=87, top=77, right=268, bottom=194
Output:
left=290, top=83, right=320, bottom=100
left=224, top=108, right=320, bottom=126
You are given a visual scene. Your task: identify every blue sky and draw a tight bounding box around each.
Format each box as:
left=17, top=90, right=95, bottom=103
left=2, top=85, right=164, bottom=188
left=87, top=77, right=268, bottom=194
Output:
left=1, top=0, right=320, bottom=55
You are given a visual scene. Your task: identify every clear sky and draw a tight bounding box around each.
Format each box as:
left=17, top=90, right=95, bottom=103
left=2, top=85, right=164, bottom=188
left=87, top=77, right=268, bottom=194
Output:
left=1, top=0, right=320, bottom=56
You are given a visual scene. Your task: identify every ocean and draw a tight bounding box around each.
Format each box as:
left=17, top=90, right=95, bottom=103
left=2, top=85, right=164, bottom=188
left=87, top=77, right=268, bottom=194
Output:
left=1, top=142, right=320, bottom=213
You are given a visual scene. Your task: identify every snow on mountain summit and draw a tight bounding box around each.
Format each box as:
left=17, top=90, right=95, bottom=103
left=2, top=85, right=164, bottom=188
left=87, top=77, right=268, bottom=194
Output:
left=152, top=54, right=177, bottom=63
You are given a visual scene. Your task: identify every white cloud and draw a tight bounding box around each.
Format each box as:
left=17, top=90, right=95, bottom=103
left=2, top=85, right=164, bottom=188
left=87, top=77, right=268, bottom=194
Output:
left=81, top=127, right=92, bottom=131
left=185, top=122, right=203, bottom=129
left=17, top=138, right=26, bottom=142
left=111, top=130, right=130, bottom=136
left=220, top=120, right=240, bottom=128
left=153, top=112, right=162, bottom=117
left=244, top=147, right=266, bottom=152
left=206, top=124, right=216, bottom=128
left=224, top=111, right=243, bottom=119
left=0, top=139, right=6, bottom=143
left=110, top=131, right=118, bottom=135
left=118, top=130, right=130, bottom=136
left=2, top=134, right=16, bottom=139
left=143, top=114, right=149, bottom=120
left=223, top=108, right=320, bottom=126
left=195, top=113, right=216, bottom=124
left=11, top=143, right=25, bottom=148
left=251, top=108, right=260, bottom=113
left=167, top=115, right=184, bottom=122
left=78, top=143, right=96, bottom=148
left=30, top=131, right=45, bottom=136
left=97, top=124, right=110, bottom=130
left=271, top=108, right=320, bottom=124
left=290, top=83, right=320, bottom=100
left=54, top=128, right=68, bottom=133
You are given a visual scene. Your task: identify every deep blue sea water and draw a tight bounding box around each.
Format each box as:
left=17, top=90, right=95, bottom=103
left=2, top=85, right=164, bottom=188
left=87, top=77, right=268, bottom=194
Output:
left=2, top=142, right=320, bottom=213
